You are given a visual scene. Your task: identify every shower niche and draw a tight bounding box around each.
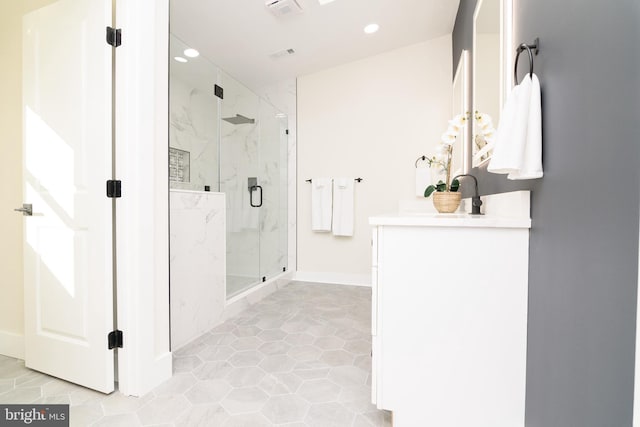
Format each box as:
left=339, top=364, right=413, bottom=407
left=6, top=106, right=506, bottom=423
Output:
left=169, top=35, right=288, bottom=300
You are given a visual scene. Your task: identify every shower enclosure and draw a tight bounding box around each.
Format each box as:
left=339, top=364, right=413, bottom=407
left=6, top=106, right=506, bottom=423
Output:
left=169, top=35, right=288, bottom=299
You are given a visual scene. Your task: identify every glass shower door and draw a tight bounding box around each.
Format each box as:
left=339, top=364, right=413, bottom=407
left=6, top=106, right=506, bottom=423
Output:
left=220, top=72, right=260, bottom=298
left=258, top=100, right=288, bottom=281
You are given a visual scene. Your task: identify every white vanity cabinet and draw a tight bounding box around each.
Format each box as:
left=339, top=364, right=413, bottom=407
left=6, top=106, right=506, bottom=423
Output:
left=370, top=194, right=531, bottom=427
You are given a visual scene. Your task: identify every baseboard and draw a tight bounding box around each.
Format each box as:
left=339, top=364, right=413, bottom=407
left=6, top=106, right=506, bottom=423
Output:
left=0, top=331, right=24, bottom=360
left=293, top=271, right=371, bottom=287
left=119, top=350, right=172, bottom=397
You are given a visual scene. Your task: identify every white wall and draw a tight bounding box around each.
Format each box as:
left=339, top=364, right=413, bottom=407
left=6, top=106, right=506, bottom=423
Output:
left=115, top=0, right=172, bottom=396
left=297, top=36, right=453, bottom=285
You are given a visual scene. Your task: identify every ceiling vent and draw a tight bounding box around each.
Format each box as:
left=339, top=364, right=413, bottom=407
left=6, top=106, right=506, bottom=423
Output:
left=265, top=0, right=303, bottom=17
left=269, top=48, right=296, bottom=59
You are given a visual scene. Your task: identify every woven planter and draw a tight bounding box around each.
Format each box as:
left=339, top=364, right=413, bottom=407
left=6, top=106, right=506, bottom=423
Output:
left=432, top=191, right=462, bottom=213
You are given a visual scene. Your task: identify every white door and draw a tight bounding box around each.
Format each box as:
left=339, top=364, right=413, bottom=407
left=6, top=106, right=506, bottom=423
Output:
left=22, top=0, right=115, bottom=393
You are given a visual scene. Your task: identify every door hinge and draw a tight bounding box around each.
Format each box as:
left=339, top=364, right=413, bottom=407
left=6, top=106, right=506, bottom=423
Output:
left=108, top=330, right=123, bottom=349
left=106, top=180, right=122, bottom=198
left=106, top=26, right=122, bottom=47
left=286, top=129, right=289, bottom=135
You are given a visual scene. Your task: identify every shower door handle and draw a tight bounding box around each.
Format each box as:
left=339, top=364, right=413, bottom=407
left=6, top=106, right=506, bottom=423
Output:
left=250, top=185, right=263, bottom=207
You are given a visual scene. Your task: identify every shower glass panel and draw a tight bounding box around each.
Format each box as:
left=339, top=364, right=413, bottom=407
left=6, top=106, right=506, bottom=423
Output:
left=169, top=36, right=220, bottom=191
left=258, top=100, right=288, bottom=281
left=169, top=34, right=288, bottom=300
left=220, top=71, right=261, bottom=297
left=220, top=73, right=289, bottom=299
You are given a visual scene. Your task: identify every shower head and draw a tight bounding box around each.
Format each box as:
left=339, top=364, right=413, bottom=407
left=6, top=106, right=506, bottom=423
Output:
left=222, top=114, right=255, bottom=125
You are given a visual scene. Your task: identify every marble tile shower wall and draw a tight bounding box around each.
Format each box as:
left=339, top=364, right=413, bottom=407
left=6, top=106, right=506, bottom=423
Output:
left=169, top=76, right=219, bottom=192
left=169, top=57, right=295, bottom=292
left=170, top=191, right=226, bottom=350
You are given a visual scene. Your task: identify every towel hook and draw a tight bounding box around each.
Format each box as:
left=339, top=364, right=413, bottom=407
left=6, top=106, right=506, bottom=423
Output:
left=514, top=38, right=539, bottom=85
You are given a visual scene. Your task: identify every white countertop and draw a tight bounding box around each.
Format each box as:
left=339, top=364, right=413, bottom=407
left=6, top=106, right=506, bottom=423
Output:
left=370, top=191, right=532, bottom=229
left=369, top=212, right=531, bottom=229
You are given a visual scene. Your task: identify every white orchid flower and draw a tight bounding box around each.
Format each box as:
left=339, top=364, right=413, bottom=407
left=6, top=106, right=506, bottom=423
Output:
left=482, top=124, right=495, bottom=133
left=475, top=112, right=493, bottom=127
left=483, top=129, right=495, bottom=138
left=447, top=114, right=466, bottom=133
left=447, top=124, right=462, bottom=136
left=441, top=130, right=457, bottom=146
left=433, top=150, right=447, bottom=163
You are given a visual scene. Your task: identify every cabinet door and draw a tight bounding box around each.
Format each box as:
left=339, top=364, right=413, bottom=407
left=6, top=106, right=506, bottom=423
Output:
left=376, top=225, right=528, bottom=426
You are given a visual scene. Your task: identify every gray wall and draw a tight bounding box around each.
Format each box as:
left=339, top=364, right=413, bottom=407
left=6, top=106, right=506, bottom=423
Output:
left=453, top=0, right=640, bottom=425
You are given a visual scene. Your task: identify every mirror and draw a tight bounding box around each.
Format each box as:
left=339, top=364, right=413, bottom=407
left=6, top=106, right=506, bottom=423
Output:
left=472, top=0, right=513, bottom=166
left=452, top=50, right=470, bottom=175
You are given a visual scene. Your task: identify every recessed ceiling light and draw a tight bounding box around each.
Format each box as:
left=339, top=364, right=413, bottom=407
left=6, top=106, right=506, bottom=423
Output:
left=184, top=48, right=199, bottom=58
left=174, top=56, right=187, bottom=63
left=364, top=23, right=379, bottom=34
left=318, top=0, right=337, bottom=4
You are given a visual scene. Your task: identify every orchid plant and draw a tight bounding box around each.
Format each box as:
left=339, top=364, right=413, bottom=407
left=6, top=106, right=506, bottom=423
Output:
left=473, top=111, right=496, bottom=162
left=424, top=113, right=467, bottom=197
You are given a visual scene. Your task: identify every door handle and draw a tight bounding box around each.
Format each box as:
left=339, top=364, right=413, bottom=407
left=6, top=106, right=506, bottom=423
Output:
left=249, top=185, right=263, bottom=207
left=14, top=203, right=33, bottom=216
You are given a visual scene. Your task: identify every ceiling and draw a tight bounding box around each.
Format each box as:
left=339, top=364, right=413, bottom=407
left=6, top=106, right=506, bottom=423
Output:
left=170, top=0, right=461, bottom=92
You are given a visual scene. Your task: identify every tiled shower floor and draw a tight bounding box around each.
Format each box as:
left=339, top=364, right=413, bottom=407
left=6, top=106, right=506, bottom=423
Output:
left=0, top=282, right=391, bottom=426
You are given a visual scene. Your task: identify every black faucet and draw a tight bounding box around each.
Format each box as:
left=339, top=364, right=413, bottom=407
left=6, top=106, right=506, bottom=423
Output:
left=452, top=174, right=483, bottom=215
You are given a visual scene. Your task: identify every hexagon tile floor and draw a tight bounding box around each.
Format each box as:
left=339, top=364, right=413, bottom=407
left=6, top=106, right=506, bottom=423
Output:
left=0, top=282, right=392, bottom=426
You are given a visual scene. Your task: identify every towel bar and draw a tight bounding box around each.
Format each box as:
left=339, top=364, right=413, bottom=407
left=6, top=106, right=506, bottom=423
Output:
left=514, top=37, right=539, bottom=84
left=306, top=178, right=363, bottom=183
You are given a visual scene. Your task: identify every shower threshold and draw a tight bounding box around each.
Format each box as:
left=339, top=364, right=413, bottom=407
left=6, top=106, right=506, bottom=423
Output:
left=226, top=275, right=258, bottom=299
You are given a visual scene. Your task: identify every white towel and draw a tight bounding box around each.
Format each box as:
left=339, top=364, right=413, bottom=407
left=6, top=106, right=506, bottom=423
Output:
left=332, top=178, right=355, bottom=237
left=311, top=178, right=332, bottom=232
left=488, top=73, right=543, bottom=180
left=415, top=167, right=431, bottom=197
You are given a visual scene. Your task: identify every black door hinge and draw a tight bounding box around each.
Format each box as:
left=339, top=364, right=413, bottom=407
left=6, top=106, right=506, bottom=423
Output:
left=285, top=129, right=289, bottom=135
left=106, top=27, right=122, bottom=47
left=108, top=330, right=123, bottom=349
left=106, top=180, right=122, bottom=198
left=214, top=84, right=224, bottom=99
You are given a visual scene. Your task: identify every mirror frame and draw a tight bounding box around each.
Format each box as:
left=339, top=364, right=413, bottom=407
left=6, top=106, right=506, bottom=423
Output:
left=471, top=0, right=513, bottom=167
left=452, top=50, right=471, bottom=175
